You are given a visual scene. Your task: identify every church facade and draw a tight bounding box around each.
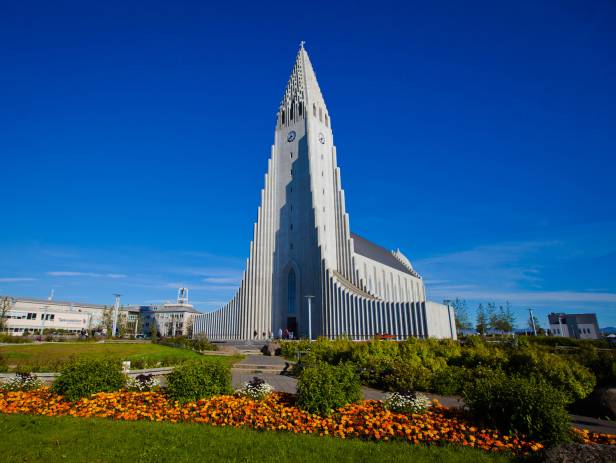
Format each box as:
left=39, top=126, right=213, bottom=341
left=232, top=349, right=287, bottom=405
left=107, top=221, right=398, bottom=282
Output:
left=193, top=45, right=456, bottom=341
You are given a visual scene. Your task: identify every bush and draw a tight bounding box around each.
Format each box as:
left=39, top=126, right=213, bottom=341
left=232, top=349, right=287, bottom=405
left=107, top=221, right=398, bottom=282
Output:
left=382, top=358, right=435, bottom=392
left=166, top=360, right=232, bottom=403
left=296, top=361, right=360, bottom=416
left=507, top=348, right=595, bottom=401
left=0, top=334, right=32, bottom=344
left=432, top=365, right=469, bottom=396
left=463, top=371, right=571, bottom=445
left=52, top=359, right=125, bottom=401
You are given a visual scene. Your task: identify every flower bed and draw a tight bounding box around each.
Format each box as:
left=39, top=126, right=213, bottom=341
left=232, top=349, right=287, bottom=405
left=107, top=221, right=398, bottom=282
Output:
left=0, top=389, right=614, bottom=454
left=1, top=388, right=542, bottom=455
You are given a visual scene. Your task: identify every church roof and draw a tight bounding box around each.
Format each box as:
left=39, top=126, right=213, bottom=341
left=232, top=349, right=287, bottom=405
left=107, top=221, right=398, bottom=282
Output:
left=351, top=233, right=415, bottom=276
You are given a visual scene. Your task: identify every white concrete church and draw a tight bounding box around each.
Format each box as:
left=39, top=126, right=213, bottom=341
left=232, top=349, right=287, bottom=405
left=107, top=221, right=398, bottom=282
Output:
left=193, top=45, right=456, bottom=341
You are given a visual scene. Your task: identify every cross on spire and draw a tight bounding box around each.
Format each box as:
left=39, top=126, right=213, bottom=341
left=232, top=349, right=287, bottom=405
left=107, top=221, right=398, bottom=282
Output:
left=299, top=40, right=305, bottom=49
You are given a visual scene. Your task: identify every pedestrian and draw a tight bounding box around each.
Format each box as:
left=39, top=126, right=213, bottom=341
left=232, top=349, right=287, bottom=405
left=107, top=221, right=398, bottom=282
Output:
left=278, top=328, right=283, bottom=339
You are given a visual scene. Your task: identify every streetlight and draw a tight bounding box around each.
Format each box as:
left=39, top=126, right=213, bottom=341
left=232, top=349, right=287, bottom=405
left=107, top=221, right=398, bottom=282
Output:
left=112, top=294, right=121, bottom=337
left=305, top=295, right=315, bottom=341
left=528, top=308, right=537, bottom=336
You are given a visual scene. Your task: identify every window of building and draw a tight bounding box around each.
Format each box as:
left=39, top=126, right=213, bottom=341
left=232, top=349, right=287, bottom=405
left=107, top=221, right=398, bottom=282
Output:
left=290, top=243, right=294, bottom=250
left=290, top=152, right=293, bottom=158
left=319, top=108, right=323, bottom=122
left=290, top=223, right=293, bottom=230
left=27, top=313, right=37, bottom=320
left=313, top=104, right=316, bottom=117
left=325, top=114, right=329, bottom=127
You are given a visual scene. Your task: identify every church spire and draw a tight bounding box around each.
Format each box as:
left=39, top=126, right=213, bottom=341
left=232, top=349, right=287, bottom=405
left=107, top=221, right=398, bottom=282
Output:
left=279, top=43, right=328, bottom=127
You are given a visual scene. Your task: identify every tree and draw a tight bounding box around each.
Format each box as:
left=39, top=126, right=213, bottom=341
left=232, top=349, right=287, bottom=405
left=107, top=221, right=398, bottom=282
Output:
left=149, top=318, right=159, bottom=338
left=451, top=298, right=472, bottom=332
left=117, top=312, right=129, bottom=338
left=100, top=306, right=114, bottom=338
left=485, top=302, right=499, bottom=333
left=185, top=316, right=194, bottom=338
left=491, top=301, right=515, bottom=333
left=476, top=303, right=488, bottom=335
left=0, top=296, right=12, bottom=334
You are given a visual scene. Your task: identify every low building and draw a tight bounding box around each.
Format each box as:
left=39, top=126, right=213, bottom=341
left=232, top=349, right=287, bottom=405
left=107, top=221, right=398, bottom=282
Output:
left=1, top=288, right=200, bottom=337
left=147, top=288, right=200, bottom=337
left=548, top=312, right=601, bottom=340
left=1, top=296, right=109, bottom=336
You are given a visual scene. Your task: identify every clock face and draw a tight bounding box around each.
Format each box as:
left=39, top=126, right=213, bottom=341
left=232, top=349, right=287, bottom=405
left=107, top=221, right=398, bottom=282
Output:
left=318, top=132, right=325, bottom=144
left=287, top=131, right=296, bottom=142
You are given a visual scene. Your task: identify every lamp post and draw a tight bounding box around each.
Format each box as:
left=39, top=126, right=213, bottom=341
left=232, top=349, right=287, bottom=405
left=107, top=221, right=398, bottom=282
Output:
left=528, top=308, right=537, bottom=336
left=112, top=294, right=121, bottom=338
left=305, top=295, right=315, bottom=341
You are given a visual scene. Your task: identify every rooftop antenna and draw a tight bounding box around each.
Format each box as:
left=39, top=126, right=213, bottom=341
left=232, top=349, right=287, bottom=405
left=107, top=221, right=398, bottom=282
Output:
left=48, top=289, right=54, bottom=301
left=177, top=287, right=189, bottom=305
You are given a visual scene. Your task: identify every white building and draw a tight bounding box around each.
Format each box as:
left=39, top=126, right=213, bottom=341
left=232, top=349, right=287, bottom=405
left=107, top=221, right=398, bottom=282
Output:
left=193, top=44, right=456, bottom=341
left=548, top=312, right=601, bottom=340
left=1, top=296, right=108, bottom=335
left=1, top=287, right=198, bottom=337
left=146, top=288, right=199, bottom=337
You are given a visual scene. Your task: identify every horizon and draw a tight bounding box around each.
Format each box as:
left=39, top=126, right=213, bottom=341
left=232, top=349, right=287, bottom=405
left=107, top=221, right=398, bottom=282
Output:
left=1, top=1, right=615, bottom=328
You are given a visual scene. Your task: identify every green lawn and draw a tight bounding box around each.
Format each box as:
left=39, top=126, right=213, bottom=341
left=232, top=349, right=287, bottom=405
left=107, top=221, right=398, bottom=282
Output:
left=0, top=342, right=241, bottom=372
left=0, top=414, right=520, bottom=463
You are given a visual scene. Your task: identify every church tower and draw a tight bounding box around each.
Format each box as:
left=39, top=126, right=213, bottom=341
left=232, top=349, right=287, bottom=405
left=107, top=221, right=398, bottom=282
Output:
left=193, top=45, right=457, bottom=341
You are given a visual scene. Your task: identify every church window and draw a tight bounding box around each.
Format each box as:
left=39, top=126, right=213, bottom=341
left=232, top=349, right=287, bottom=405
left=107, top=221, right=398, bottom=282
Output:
left=321, top=171, right=324, bottom=177
left=290, top=223, right=293, bottom=230
left=299, top=102, right=303, bottom=116
left=282, top=110, right=286, bottom=124
left=325, top=114, right=329, bottom=127
left=313, top=104, right=316, bottom=116
left=321, top=154, right=323, bottom=160
left=319, top=108, right=323, bottom=122
left=290, top=103, right=294, bottom=120
left=290, top=152, right=293, bottom=158
left=322, top=188, right=325, bottom=195
left=322, top=206, right=325, bottom=212
left=287, top=269, right=296, bottom=313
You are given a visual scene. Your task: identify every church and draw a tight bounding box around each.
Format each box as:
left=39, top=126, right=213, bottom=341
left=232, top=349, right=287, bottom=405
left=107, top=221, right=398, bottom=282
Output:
left=193, top=44, right=456, bottom=341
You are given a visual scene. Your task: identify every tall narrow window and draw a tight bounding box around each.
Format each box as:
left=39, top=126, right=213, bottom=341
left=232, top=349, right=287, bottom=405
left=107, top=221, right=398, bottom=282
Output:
left=319, top=108, right=323, bottom=122
left=325, top=114, right=329, bottom=127
left=282, top=110, right=286, bottom=124
left=313, top=104, right=316, bottom=116
left=287, top=269, right=296, bottom=314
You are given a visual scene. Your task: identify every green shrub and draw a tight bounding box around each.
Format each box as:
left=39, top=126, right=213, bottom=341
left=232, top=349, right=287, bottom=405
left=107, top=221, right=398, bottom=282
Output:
left=382, top=357, right=438, bottom=392
left=463, top=372, right=571, bottom=445
left=296, top=361, right=361, bottom=416
left=166, top=360, right=232, bottom=403
left=0, top=334, right=32, bottom=344
left=52, top=358, right=125, bottom=401
left=507, top=348, right=595, bottom=401
left=432, top=365, right=469, bottom=396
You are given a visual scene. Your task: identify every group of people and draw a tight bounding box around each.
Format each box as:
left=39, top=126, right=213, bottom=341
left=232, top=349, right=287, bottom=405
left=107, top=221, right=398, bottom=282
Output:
left=277, top=327, right=294, bottom=340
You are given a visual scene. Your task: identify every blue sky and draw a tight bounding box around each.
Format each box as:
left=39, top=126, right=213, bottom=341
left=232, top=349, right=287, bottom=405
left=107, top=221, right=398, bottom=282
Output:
left=1, top=1, right=615, bottom=328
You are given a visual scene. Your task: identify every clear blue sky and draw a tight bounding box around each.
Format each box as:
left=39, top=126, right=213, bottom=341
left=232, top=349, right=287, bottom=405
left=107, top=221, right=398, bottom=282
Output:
left=1, top=1, right=615, bottom=328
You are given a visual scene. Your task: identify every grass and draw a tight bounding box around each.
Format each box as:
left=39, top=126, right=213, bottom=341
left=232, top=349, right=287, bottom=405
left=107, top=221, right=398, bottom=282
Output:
left=0, top=414, right=520, bottom=463
left=0, top=342, right=241, bottom=372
